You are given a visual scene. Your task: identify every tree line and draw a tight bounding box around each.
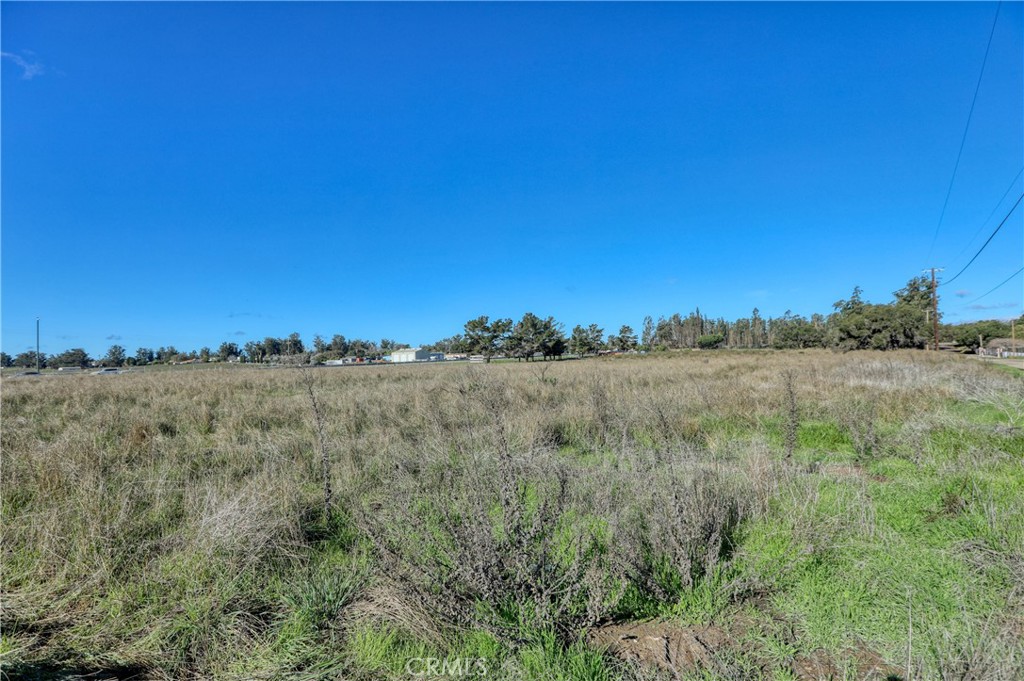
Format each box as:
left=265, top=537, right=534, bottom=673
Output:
left=3, top=276, right=1018, bottom=369
left=0, top=334, right=410, bottom=370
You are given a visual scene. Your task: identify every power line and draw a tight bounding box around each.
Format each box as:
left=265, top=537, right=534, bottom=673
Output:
left=926, top=1, right=1003, bottom=261
left=947, top=166, right=1024, bottom=267
left=966, top=266, right=1024, bottom=304
left=941, top=191, right=1023, bottom=288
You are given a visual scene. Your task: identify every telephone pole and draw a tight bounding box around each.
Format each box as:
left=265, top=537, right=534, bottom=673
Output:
left=1014, top=320, right=1019, bottom=368
left=924, top=268, right=943, bottom=351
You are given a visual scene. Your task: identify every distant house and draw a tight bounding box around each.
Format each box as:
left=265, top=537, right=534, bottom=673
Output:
left=323, top=357, right=364, bottom=366
left=392, top=348, right=431, bottom=363
left=984, top=338, right=1024, bottom=358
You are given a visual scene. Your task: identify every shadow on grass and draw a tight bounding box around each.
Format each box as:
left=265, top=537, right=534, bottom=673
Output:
left=1, top=663, right=152, bottom=680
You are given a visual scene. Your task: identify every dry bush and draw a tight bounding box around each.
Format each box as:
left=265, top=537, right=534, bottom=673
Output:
left=354, top=374, right=774, bottom=647
left=355, top=373, right=626, bottom=644
left=955, top=372, right=1024, bottom=428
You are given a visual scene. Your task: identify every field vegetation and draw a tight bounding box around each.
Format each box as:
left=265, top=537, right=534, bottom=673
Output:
left=2, top=351, right=1022, bottom=679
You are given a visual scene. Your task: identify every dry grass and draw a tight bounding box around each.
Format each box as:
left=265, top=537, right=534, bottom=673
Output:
left=2, top=350, right=1021, bottom=679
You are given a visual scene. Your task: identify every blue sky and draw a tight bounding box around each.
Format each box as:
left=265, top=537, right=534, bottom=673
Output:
left=3, top=2, right=1022, bottom=357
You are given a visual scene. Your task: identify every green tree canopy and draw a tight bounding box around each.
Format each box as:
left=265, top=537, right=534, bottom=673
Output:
left=217, top=342, right=240, bottom=361
left=49, top=348, right=90, bottom=368
left=617, top=325, right=638, bottom=352
left=14, top=350, right=46, bottom=369
left=103, top=345, right=127, bottom=367
left=464, top=316, right=512, bottom=363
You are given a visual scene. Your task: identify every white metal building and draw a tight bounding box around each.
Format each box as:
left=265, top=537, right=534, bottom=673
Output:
left=391, top=348, right=432, bottom=363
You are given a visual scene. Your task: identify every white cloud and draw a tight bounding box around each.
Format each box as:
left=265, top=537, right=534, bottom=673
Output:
left=1, top=51, right=45, bottom=80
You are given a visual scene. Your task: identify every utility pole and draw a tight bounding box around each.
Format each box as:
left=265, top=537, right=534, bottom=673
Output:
left=1014, top=320, right=1019, bottom=368
left=924, top=268, right=943, bottom=351
left=36, top=318, right=40, bottom=374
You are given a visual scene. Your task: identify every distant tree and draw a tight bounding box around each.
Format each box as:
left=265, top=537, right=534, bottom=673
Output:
left=49, top=348, right=90, bottom=368
left=14, top=350, right=47, bottom=369
left=312, top=335, right=328, bottom=353
left=569, top=325, right=592, bottom=357
left=697, top=333, right=725, bottom=349
left=326, top=335, right=346, bottom=356
left=103, top=345, right=127, bottom=367
left=506, top=313, right=565, bottom=361
left=750, top=308, right=765, bottom=348
left=425, top=335, right=469, bottom=354
left=827, top=285, right=928, bottom=351
left=771, top=312, right=826, bottom=349
left=135, top=347, right=154, bottom=365
left=464, top=316, right=513, bottom=363
left=641, top=316, right=655, bottom=349
left=617, top=325, right=638, bottom=352
left=539, top=316, right=566, bottom=360
left=894, top=276, right=933, bottom=312
left=154, top=346, right=179, bottom=363
left=198, top=347, right=211, bottom=363
left=0, top=352, right=12, bottom=368
left=244, top=340, right=266, bottom=363
left=283, top=332, right=304, bottom=355
left=217, top=342, right=240, bottom=361
left=946, top=320, right=1012, bottom=350
left=347, top=338, right=380, bottom=359
left=892, top=276, right=933, bottom=346
left=262, top=337, right=281, bottom=358
left=508, top=312, right=544, bottom=361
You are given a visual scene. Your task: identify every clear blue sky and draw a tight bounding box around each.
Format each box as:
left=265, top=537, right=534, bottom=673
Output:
left=3, top=2, right=1022, bottom=357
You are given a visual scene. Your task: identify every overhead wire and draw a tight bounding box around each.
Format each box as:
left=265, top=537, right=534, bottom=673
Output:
left=947, top=166, right=1024, bottom=267
left=941, top=191, right=1023, bottom=287
left=966, top=266, right=1024, bottom=305
left=926, top=1, right=1003, bottom=261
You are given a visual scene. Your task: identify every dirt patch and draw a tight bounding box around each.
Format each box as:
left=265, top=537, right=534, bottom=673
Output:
left=589, top=619, right=903, bottom=680
left=793, top=647, right=903, bottom=680
left=588, top=620, right=728, bottom=674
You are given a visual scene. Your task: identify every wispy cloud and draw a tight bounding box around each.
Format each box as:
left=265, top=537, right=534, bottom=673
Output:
left=228, top=312, right=264, bottom=319
left=2, top=51, right=45, bottom=80
left=954, top=290, right=971, bottom=298
left=232, top=330, right=246, bottom=336
left=967, top=302, right=1017, bottom=311
left=106, top=334, right=123, bottom=341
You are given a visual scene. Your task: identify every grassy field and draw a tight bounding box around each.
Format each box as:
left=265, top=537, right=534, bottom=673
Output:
left=2, top=351, right=1022, bottom=680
